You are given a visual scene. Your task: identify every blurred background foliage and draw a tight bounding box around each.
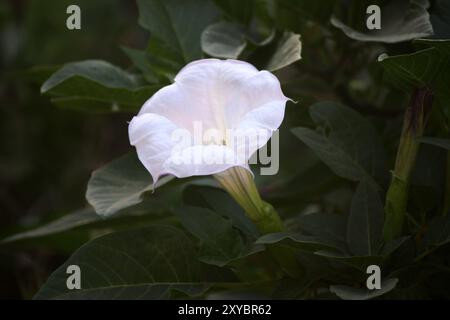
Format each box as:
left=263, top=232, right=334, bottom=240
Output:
left=1, top=0, right=449, bottom=299
left=0, top=0, right=143, bottom=298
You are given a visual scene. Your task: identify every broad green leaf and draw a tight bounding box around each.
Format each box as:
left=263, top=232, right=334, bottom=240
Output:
left=213, top=0, right=253, bottom=24
left=256, top=232, right=338, bottom=252
left=201, top=22, right=247, bottom=59
left=378, top=48, right=441, bottom=90
left=314, top=250, right=383, bottom=271
left=272, top=277, right=316, bottom=299
left=379, top=236, right=409, bottom=257
left=41, top=60, right=137, bottom=92
left=137, top=0, right=219, bottom=63
left=330, top=278, right=398, bottom=300
left=47, top=88, right=156, bottom=113
left=276, top=0, right=337, bottom=24
left=244, top=0, right=275, bottom=46
left=86, top=152, right=174, bottom=217
left=378, top=40, right=450, bottom=105
left=121, top=47, right=160, bottom=83
left=34, top=225, right=226, bottom=299
left=419, top=137, right=450, bottom=150
left=145, top=37, right=185, bottom=81
left=41, top=60, right=159, bottom=112
left=213, top=0, right=275, bottom=45
left=331, top=0, right=433, bottom=43
left=264, top=161, right=341, bottom=208
left=122, top=42, right=183, bottom=84
left=266, top=31, right=302, bottom=71
left=347, top=178, right=384, bottom=256
left=296, top=212, right=348, bottom=253
left=1, top=205, right=177, bottom=245
left=176, top=206, right=260, bottom=267
left=291, top=102, right=388, bottom=185
left=182, top=185, right=259, bottom=239
left=2, top=208, right=98, bottom=243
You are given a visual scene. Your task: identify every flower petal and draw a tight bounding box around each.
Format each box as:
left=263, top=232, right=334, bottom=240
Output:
left=137, top=83, right=216, bottom=133
left=128, top=113, right=179, bottom=182
left=163, top=144, right=249, bottom=178
left=232, top=100, right=287, bottom=160
left=138, top=59, right=287, bottom=134
left=130, top=59, right=290, bottom=180
left=225, top=70, right=289, bottom=128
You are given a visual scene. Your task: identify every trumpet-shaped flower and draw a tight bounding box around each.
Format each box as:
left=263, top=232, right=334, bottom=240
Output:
left=128, top=59, right=289, bottom=183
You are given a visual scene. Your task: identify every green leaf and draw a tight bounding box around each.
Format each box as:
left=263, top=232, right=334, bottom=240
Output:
left=378, top=40, right=450, bottom=105
left=314, top=250, right=383, bottom=271
left=176, top=206, right=260, bottom=267
left=419, top=137, right=450, bottom=150
left=121, top=47, right=160, bottom=83
left=145, top=39, right=185, bottom=82
left=201, top=22, right=247, bottom=59
left=86, top=152, right=174, bottom=218
left=378, top=48, right=441, bottom=89
left=296, top=212, right=348, bottom=253
left=86, top=152, right=216, bottom=218
left=41, top=60, right=159, bottom=112
left=41, top=60, right=138, bottom=92
left=379, top=236, right=409, bottom=257
left=272, top=277, right=316, bottom=299
left=330, top=278, right=398, bottom=300
left=213, top=0, right=253, bottom=24
left=182, top=185, right=259, bottom=239
left=264, top=161, right=340, bottom=207
left=256, top=232, right=338, bottom=252
left=347, top=178, right=384, bottom=256
left=212, top=0, right=275, bottom=46
left=34, top=225, right=225, bottom=299
left=122, top=43, right=183, bottom=84
left=1, top=208, right=99, bottom=243
left=1, top=205, right=178, bottom=245
left=47, top=88, right=156, bottom=113
left=276, top=0, right=337, bottom=24
left=291, top=102, right=388, bottom=184
left=266, top=31, right=302, bottom=71
left=331, top=0, right=433, bottom=43
left=137, top=0, right=219, bottom=63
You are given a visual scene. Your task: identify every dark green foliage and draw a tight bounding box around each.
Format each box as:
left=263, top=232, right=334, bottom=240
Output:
left=2, top=0, right=450, bottom=300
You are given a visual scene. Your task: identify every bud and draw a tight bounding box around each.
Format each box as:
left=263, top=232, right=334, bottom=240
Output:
left=383, top=87, right=433, bottom=241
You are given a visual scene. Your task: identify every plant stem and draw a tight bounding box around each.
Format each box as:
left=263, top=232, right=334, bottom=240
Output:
left=214, top=167, right=303, bottom=278
left=214, top=167, right=284, bottom=234
left=383, top=87, right=433, bottom=241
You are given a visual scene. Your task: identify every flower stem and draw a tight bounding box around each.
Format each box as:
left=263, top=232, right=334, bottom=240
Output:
left=383, top=88, right=433, bottom=241
left=214, top=167, right=303, bottom=278
left=214, top=167, right=284, bottom=234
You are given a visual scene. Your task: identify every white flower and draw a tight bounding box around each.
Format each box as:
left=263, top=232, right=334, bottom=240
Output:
left=128, top=59, right=289, bottom=183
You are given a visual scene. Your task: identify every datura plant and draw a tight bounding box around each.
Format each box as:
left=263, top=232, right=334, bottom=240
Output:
left=4, top=0, right=450, bottom=300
